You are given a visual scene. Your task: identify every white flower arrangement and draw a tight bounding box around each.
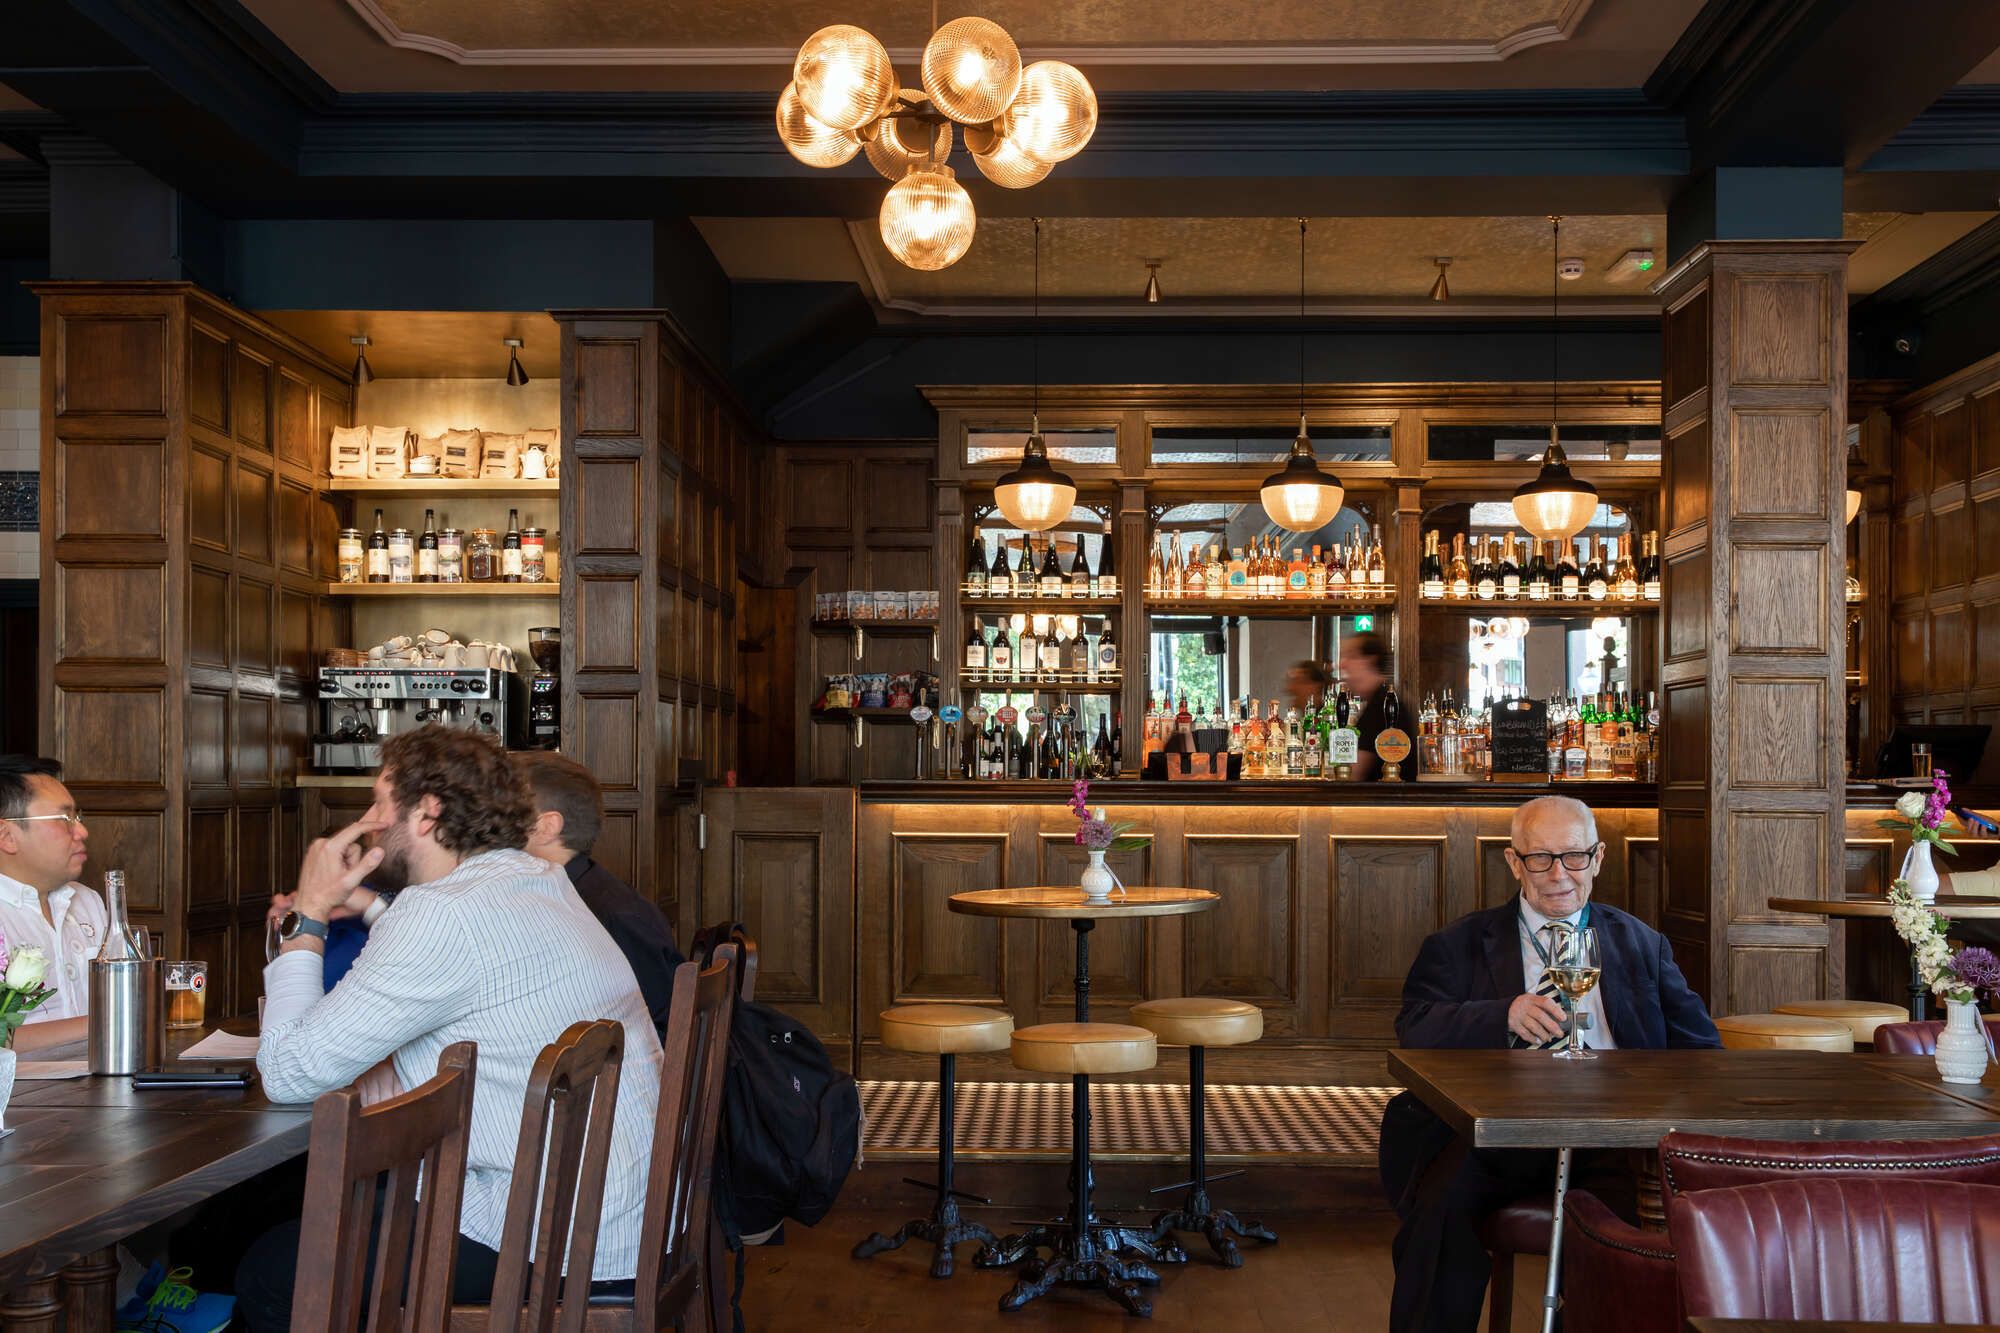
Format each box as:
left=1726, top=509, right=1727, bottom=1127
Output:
left=1889, top=879, right=2000, bottom=1003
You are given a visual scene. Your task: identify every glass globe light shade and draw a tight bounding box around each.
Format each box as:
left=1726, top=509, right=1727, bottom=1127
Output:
left=864, top=112, right=952, bottom=182
left=1844, top=485, right=1862, bottom=524
left=999, top=60, right=1098, bottom=163
left=921, top=16, right=1022, bottom=125
left=994, top=433, right=1077, bottom=532
left=1511, top=435, right=1600, bottom=541
left=965, top=122, right=1052, bottom=188
left=776, top=82, right=861, bottom=168
left=793, top=24, right=898, bottom=132
left=879, top=164, right=977, bottom=271
left=1259, top=426, right=1346, bottom=532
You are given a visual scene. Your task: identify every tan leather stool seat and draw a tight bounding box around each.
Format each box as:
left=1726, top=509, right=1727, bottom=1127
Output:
left=1130, top=996, right=1263, bottom=1048
left=1771, top=999, right=1910, bottom=1045
left=1714, top=1012, right=1854, bottom=1052
left=879, top=1004, right=1015, bottom=1055
left=1011, top=1022, right=1158, bottom=1075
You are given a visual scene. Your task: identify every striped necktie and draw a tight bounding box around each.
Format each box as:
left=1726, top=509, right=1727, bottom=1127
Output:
left=1512, top=924, right=1571, bottom=1051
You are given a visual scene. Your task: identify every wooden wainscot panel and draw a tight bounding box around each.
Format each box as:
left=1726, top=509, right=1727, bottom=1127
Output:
left=1665, top=417, right=1711, bottom=536
left=1729, top=410, right=1830, bottom=520
left=233, top=693, right=274, bottom=789
left=1727, top=677, right=1828, bottom=789
left=594, top=811, right=639, bottom=889
left=186, top=690, right=228, bottom=788
left=1662, top=285, right=1710, bottom=408
left=236, top=577, right=275, bottom=677
left=1977, top=386, right=2000, bottom=478
left=81, top=812, right=165, bottom=913
left=578, top=577, right=641, bottom=674
left=189, top=567, right=229, bottom=670
left=1976, top=599, right=2000, bottom=690
left=1660, top=808, right=1709, bottom=927
left=1475, top=836, right=1517, bottom=912
left=891, top=832, right=1008, bottom=1005
left=1933, top=501, right=1970, bottom=593
left=1626, top=836, right=1662, bottom=927
left=235, top=805, right=274, bottom=904
left=1727, top=811, right=1826, bottom=921
left=58, top=689, right=165, bottom=786
left=1184, top=834, right=1301, bottom=1033
left=1728, top=273, right=1829, bottom=387
left=1037, top=834, right=1151, bottom=1015
left=1730, top=946, right=1825, bottom=1013
left=185, top=925, right=233, bottom=1016
left=1664, top=548, right=1710, bottom=663
left=58, top=439, right=168, bottom=541
left=1330, top=835, right=1446, bottom=1037
left=1843, top=838, right=1893, bottom=897
left=234, top=461, right=275, bottom=567
left=59, top=565, right=166, bottom=663
left=731, top=832, right=824, bottom=1005
left=277, top=479, right=313, bottom=577
left=1893, top=513, right=1926, bottom=601
left=189, top=322, right=230, bottom=433
left=232, top=346, right=272, bottom=453
left=577, top=694, right=641, bottom=791
left=1895, top=412, right=1931, bottom=505
left=1730, top=544, right=1828, bottom=654
left=862, top=457, right=935, bottom=537
left=187, top=809, right=231, bottom=910
left=1663, top=680, right=1709, bottom=787
left=1932, top=607, right=1968, bottom=693
left=57, top=313, right=169, bottom=417
left=578, top=459, right=642, bottom=556
left=1934, top=399, right=1971, bottom=489
left=276, top=369, right=315, bottom=470
left=190, top=444, right=229, bottom=553
left=1976, top=493, right=2000, bottom=585
left=575, top=336, right=643, bottom=437
left=785, top=458, right=855, bottom=545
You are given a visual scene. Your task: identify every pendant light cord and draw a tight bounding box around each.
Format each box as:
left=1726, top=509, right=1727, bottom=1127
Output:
left=1549, top=214, right=1560, bottom=442
left=1298, top=217, right=1307, bottom=427
left=1032, top=216, right=1042, bottom=431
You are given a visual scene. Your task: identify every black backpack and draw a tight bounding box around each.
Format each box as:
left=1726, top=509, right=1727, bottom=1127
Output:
left=689, top=924, right=861, bottom=1324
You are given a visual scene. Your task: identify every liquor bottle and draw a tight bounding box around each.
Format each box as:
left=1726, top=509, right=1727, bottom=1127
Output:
left=1474, top=537, right=1498, bottom=600
left=989, top=538, right=1013, bottom=597
left=1265, top=700, right=1287, bottom=775
left=1096, top=519, right=1118, bottom=598
left=1040, top=538, right=1064, bottom=598
left=1420, top=531, right=1444, bottom=599
left=1527, top=539, right=1551, bottom=601
left=366, top=509, right=390, bottom=583
left=1368, top=525, right=1387, bottom=587
left=1069, top=535, right=1091, bottom=595
left=966, top=531, right=989, bottom=596
left=1278, top=545, right=1304, bottom=599
left=965, top=618, right=987, bottom=673
left=1147, top=538, right=1164, bottom=596
left=418, top=509, right=439, bottom=583
left=1095, top=619, right=1118, bottom=673
left=503, top=509, right=523, bottom=583
left=990, top=625, right=1013, bottom=677
left=1327, top=543, right=1348, bottom=597
left=1585, top=538, right=1609, bottom=600
left=1093, top=715, right=1115, bottom=773
left=1227, top=545, right=1249, bottom=598
left=1448, top=534, right=1470, bottom=598
left=1499, top=533, right=1521, bottom=599
left=1304, top=544, right=1326, bottom=597
left=1183, top=539, right=1200, bottom=596
left=1016, top=534, right=1035, bottom=594
left=1303, top=709, right=1323, bottom=778
left=1205, top=545, right=1226, bottom=598
left=1560, top=540, right=1582, bottom=599
left=1066, top=629, right=1088, bottom=674
left=1110, top=709, right=1124, bottom=777
left=1613, top=533, right=1639, bottom=600
left=1640, top=531, right=1662, bottom=601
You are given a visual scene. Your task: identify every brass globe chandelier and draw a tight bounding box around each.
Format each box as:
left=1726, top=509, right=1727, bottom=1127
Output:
left=775, top=12, right=1098, bottom=271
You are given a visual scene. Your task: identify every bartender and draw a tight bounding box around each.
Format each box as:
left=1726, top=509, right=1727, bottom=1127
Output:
left=1337, top=631, right=1394, bottom=782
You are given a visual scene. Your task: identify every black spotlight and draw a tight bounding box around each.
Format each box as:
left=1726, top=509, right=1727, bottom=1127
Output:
left=504, top=338, right=529, bottom=386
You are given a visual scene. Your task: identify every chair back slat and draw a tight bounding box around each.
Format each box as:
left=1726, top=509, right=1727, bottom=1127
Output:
left=633, top=946, right=737, bottom=1331
left=293, top=1042, right=478, bottom=1333
left=483, top=1019, right=627, bottom=1333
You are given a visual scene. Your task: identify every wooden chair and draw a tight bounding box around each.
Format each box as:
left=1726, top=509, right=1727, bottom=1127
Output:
left=462, top=1020, right=627, bottom=1333
left=293, top=1042, right=479, bottom=1333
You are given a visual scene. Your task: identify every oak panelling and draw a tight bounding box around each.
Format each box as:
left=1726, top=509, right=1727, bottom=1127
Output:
left=1663, top=680, right=1709, bottom=787
left=232, top=693, right=274, bottom=789
left=1977, top=387, right=2000, bottom=478
left=577, top=693, right=640, bottom=791
left=189, top=445, right=228, bottom=553
left=187, top=691, right=228, bottom=788
left=1893, top=513, right=1926, bottom=600
left=189, top=324, right=229, bottom=433
left=1730, top=275, right=1829, bottom=386
left=1726, top=811, right=1826, bottom=920
left=578, top=577, right=640, bottom=674
left=892, top=833, right=1007, bottom=1004
left=1933, top=501, right=1969, bottom=592
left=1666, top=417, right=1711, bottom=536
left=1934, top=399, right=1970, bottom=489
left=235, top=577, right=274, bottom=677
left=276, top=370, right=315, bottom=471
left=56, top=690, right=164, bottom=786
left=1330, top=835, right=1446, bottom=1013
left=731, top=833, right=824, bottom=1003
left=231, top=347, right=271, bottom=453
left=1475, top=836, right=1518, bottom=911
left=1933, top=607, right=1968, bottom=692
left=1730, top=544, right=1827, bottom=654
left=1731, top=410, right=1831, bottom=520
left=1895, top=412, right=1930, bottom=505
left=1663, top=285, right=1710, bottom=409
left=1728, top=947, right=1826, bottom=1014
left=57, top=440, right=167, bottom=540
left=1626, top=837, right=1662, bottom=927
left=1727, top=677, right=1827, bottom=789
left=56, top=314, right=167, bottom=416
left=1977, top=600, right=2000, bottom=689
left=233, top=462, right=273, bottom=567
left=577, top=459, right=642, bottom=556
left=276, top=480, right=313, bottom=578
left=1664, top=548, right=1710, bottom=662
left=189, top=568, right=228, bottom=670
left=58, top=565, right=165, bottom=663
left=1976, top=493, right=2000, bottom=583
left=862, top=458, right=935, bottom=536
left=235, top=805, right=274, bottom=905
left=187, top=810, right=230, bottom=909
left=574, top=337, right=641, bottom=436
left=1183, top=834, right=1299, bottom=1029
left=82, top=812, right=165, bottom=914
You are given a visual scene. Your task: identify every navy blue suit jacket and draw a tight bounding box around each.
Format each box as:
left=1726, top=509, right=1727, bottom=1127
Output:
left=1395, top=894, right=1720, bottom=1051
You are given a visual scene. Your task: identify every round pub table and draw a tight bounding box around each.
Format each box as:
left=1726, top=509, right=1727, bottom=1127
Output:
left=947, top=886, right=1220, bottom=1313
left=1767, top=894, right=2000, bottom=1019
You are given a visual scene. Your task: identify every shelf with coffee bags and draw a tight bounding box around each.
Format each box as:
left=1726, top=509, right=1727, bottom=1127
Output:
left=326, top=478, right=560, bottom=497
left=323, top=582, right=559, bottom=597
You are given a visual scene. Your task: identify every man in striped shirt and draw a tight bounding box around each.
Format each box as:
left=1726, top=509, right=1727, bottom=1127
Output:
left=234, top=727, right=663, bottom=1330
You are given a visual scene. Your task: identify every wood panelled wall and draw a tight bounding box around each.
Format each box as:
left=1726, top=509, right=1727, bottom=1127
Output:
left=554, top=311, right=761, bottom=926
left=34, top=283, right=351, bottom=1015
left=1886, top=349, right=2000, bottom=785
left=1655, top=242, right=1855, bottom=1017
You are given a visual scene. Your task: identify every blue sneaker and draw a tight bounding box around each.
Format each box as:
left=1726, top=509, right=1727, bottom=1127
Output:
left=115, top=1264, right=234, bottom=1333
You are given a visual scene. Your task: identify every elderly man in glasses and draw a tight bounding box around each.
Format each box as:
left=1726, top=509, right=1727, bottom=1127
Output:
left=0, top=755, right=105, bottom=1052
left=1380, top=795, right=1719, bottom=1333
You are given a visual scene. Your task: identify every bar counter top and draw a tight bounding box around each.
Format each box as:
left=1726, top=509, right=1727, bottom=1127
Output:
left=856, top=778, right=1658, bottom=805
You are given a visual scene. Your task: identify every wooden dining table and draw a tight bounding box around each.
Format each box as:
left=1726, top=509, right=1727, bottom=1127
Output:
left=1765, top=894, right=2000, bottom=1019
left=1388, top=1048, right=2000, bottom=1333
left=0, top=1028, right=311, bottom=1333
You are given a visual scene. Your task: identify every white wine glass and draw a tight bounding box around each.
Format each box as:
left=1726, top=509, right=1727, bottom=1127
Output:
left=1547, top=925, right=1601, bottom=1061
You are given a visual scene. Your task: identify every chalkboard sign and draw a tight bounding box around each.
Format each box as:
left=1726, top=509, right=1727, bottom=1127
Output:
left=1488, top=698, right=1549, bottom=782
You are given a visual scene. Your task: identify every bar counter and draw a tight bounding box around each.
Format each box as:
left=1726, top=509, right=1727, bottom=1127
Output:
left=856, top=778, right=1659, bottom=805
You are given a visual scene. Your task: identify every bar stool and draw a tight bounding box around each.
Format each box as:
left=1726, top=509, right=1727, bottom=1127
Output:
left=852, top=1004, right=1014, bottom=1277
left=1714, top=1013, right=1854, bottom=1051
left=1128, top=996, right=1278, bottom=1267
left=1772, top=999, right=1910, bottom=1048
left=993, top=1022, right=1160, bottom=1316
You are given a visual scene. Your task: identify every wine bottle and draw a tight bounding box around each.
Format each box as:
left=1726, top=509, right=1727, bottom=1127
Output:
left=1096, top=518, right=1117, bottom=598
left=1640, top=531, right=1662, bottom=601
left=1527, top=539, right=1551, bottom=601
left=1448, top=534, right=1470, bottom=598
left=366, top=509, right=390, bottom=583
left=1096, top=619, right=1118, bottom=672
left=1586, top=538, right=1609, bottom=600
left=966, top=530, right=989, bottom=596
left=990, top=625, right=1013, bottom=676
left=1069, top=535, right=1091, bottom=595
left=1499, top=533, right=1521, bottom=599
left=502, top=508, right=523, bottom=583
left=1613, top=533, right=1639, bottom=600
left=1040, top=537, right=1064, bottom=598
left=418, top=509, right=439, bottom=583
left=989, top=537, right=1013, bottom=596
left=1016, top=534, right=1035, bottom=593
left=1474, top=537, right=1497, bottom=600
left=1420, top=531, right=1444, bottom=599
left=1368, top=524, right=1387, bottom=586
left=1308, top=544, right=1328, bottom=597
left=1560, top=540, right=1582, bottom=599
left=965, top=617, right=987, bottom=673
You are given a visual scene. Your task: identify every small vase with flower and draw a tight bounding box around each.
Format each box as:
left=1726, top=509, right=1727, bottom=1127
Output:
left=0, top=936, right=56, bottom=1132
left=1880, top=770, right=1959, bottom=904
left=1889, top=880, right=2000, bottom=1083
left=1068, top=780, right=1146, bottom=902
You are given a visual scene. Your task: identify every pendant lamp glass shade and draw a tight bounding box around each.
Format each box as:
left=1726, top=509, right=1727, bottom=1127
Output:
left=1260, top=418, right=1346, bottom=532
left=776, top=82, right=862, bottom=167
left=864, top=109, right=951, bottom=181
left=964, top=122, right=1051, bottom=188
left=997, top=60, right=1097, bottom=163
left=878, top=164, right=976, bottom=271
left=921, top=17, right=1022, bottom=125
left=993, top=429, right=1076, bottom=532
left=1511, top=432, right=1598, bottom=540
left=794, top=25, right=898, bottom=131
left=1845, top=485, right=1863, bottom=525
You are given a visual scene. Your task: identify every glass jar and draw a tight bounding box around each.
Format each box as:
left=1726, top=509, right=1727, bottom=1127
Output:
left=387, top=528, right=415, bottom=584
left=520, top=527, right=546, bottom=582
left=336, top=528, right=364, bottom=584
left=467, top=527, right=499, bottom=583
left=438, top=528, right=464, bottom=583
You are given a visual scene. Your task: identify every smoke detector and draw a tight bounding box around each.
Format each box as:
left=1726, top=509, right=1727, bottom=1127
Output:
left=1557, top=256, right=1586, bottom=281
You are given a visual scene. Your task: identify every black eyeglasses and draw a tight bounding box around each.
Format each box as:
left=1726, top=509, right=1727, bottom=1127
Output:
left=1509, top=844, right=1601, bottom=873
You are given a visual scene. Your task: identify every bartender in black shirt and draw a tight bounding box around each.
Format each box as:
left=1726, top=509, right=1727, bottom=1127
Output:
left=516, top=751, right=685, bottom=1035
left=1339, top=630, right=1394, bottom=782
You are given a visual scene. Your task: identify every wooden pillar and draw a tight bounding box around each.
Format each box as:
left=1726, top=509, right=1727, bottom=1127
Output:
left=1655, top=241, right=1858, bottom=1013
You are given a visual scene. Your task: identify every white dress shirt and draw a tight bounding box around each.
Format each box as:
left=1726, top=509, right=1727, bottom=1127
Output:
left=1517, top=894, right=1617, bottom=1050
left=258, top=848, right=664, bottom=1280
left=0, top=872, right=108, bottom=1021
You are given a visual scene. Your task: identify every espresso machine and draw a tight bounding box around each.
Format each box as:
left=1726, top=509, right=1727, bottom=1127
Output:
left=527, top=627, right=561, bottom=749
left=313, top=667, right=514, bottom=771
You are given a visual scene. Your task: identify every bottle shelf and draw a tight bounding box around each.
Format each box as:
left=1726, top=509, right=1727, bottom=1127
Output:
left=959, top=673, right=1123, bottom=693
left=1415, top=595, right=1659, bottom=612
left=808, top=619, right=939, bottom=638
left=328, top=479, right=561, bottom=497
left=1144, top=592, right=1396, bottom=614
left=959, top=590, right=1122, bottom=611
left=325, top=582, right=560, bottom=598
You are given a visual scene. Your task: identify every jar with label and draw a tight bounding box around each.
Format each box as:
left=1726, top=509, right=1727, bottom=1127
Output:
left=336, top=528, right=364, bottom=584
left=467, top=527, right=499, bottom=583
left=387, top=528, right=415, bottom=583
left=521, top=527, right=547, bottom=582
left=437, top=528, right=464, bottom=583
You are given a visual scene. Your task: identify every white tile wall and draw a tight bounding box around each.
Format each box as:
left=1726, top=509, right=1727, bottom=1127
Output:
left=0, top=356, right=40, bottom=580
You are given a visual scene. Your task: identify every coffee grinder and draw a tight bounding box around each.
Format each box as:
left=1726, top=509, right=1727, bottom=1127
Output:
left=527, top=626, right=561, bottom=748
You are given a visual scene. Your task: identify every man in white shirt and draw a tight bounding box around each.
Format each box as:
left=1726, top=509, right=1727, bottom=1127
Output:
left=0, top=755, right=108, bottom=1052
left=233, top=727, right=663, bottom=1331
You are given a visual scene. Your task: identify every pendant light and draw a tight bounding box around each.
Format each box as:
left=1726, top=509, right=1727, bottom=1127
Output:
left=1428, top=258, right=1451, bottom=302
left=1143, top=260, right=1161, bottom=304
left=349, top=335, right=374, bottom=384
left=1261, top=219, right=1345, bottom=532
left=1512, top=215, right=1598, bottom=541
left=504, top=338, right=529, bottom=387
left=994, top=218, right=1076, bottom=532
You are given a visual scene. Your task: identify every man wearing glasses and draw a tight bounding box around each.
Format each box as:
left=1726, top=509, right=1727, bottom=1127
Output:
left=0, top=755, right=106, bottom=1052
left=1380, top=795, right=1718, bottom=1333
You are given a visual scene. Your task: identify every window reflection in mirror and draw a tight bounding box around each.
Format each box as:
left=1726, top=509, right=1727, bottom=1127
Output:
left=1425, top=423, right=1661, bottom=462
left=966, top=427, right=1118, bottom=465
left=1150, top=425, right=1391, bottom=466
left=1146, top=610, right=1380, bottom=715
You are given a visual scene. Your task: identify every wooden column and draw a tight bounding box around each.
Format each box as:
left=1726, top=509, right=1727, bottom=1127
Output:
left=1655, top=241, right=1858, bottom=1013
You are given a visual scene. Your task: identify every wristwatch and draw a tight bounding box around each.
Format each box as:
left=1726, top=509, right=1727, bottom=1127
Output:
left=277, top=910, right=329, bottom=943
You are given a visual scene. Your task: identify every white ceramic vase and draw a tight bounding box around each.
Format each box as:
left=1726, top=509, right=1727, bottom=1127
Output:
left=1935, top=997, right=1990, bottom=1085
left=1904, top=839, right=1941, bottom=905
left=1080, top=849, right=1115, bottom=902
left=0, top=1046, right=17, bottom=1133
